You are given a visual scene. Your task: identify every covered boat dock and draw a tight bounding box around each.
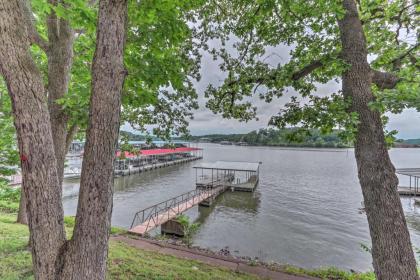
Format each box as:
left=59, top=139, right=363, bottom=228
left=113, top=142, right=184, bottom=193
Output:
left=193, top=161, right=260, bottom=192
left=396, top=168, right=420, bottom=196
left=128, top=161, right=261, bottom=236
left=114, top=147, right=203, bottom=176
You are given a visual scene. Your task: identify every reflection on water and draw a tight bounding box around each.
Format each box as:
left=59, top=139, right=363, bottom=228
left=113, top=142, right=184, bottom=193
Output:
left=63, top=144, right=420, bottom=272
left=216, top=191, right=261, bottom=214
left=195, top=191, right=261, bottom=225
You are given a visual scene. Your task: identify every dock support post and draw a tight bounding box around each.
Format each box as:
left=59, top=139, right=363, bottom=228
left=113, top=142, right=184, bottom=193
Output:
left=161, top=219, right=185, bottom=237
left=199, top=196, right=214, bottom=207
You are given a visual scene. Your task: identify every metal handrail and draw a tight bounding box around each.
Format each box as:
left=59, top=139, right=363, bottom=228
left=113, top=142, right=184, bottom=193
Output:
left=130, top=185, right=226, bottom=231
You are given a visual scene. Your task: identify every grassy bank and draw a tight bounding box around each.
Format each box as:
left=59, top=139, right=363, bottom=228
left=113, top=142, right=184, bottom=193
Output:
left=0, top=212, right=258, bottom=280
left=0, top=208, right=375, bottom=279
left=283, top=266, right=374, bottom=280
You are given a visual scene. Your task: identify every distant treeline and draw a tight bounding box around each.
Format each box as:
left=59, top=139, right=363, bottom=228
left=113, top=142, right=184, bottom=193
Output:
left=187, top=128, right=351, bottom=148
left=395, top=138, right=420, bottom=148
left=120, top=131, right=147, bottom=141
left=120, top=130, right=162, bottom=142
left=400, top=138, right=420, bottom=145
left=120, top=129, right=420, bottom=148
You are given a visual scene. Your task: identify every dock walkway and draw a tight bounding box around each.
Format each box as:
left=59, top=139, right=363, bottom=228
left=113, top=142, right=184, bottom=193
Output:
left=396, top=168, right=420, bottom=196
left=129, top=186, right=226, bottom=236
left=129, top=161, right=261, bottom=236
left=398, top=187, right=420, bottom=196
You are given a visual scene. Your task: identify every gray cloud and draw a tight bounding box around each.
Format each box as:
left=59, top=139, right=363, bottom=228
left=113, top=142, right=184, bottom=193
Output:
left=386, top=109, right=420, bottom=139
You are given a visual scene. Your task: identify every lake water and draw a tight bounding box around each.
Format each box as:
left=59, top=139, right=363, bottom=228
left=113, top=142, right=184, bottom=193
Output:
left=63, top=144, right=420, bottom=272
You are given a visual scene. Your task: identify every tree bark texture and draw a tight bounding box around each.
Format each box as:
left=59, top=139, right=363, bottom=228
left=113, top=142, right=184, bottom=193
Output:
left=16, top=1, right=76, bottom=228
left=0, top=1, right=66, bottom=278
left=65, top=124, right=79, bottom=153
left=338, top=1, right=418, bottom=279
left=17, top=189, right=28, bottom=225
left=46, top=6, right=75, bottom=187
left=59, top=0, right=128, bottom=278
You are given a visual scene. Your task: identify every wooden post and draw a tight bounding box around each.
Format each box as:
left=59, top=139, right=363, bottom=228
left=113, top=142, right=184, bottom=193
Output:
left=211, top=169, right=214, bottom=187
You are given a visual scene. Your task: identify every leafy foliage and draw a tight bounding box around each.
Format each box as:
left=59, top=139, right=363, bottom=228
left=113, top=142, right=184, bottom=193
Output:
left=0, top=185, right=20, bottom=213
left=196, top=0, right=419, bottom=140
left=360, top=0, right=420, bottom=113
left=118, top=134, right=141, bottom=159
left=122, top=0, right=203, bottom=139
left=29, top=0, right=203, bottom=141
left=0, top=80, right=19, bottom=182
left=176, top=214, right=200, bottom=248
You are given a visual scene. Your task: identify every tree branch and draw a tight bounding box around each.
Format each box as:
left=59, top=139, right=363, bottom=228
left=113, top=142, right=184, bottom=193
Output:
left=226, top=58, right=327, bottom=89
left=216, top=55, right=333, bottom=112
left=65, top=124, right=79, bottom=153
left=47, top=0, right=60, bottom=41
left=23, top=0, right=49, bottom=52
left=291, top=60, right=324, bottom=80
left=371, top=70, right=400, bottom=90
left=408, top=54, right=419, bottom=71
left=391, top=42, right=420, bottom=70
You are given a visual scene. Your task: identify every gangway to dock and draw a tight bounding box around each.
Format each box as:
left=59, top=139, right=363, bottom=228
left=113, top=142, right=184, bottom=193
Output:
left=129, top=161, right=261, bottom=236
left=129, top=186, right=227, bottom=236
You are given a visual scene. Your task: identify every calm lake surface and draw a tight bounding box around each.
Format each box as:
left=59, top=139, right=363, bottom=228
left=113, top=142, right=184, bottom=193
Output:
left=63, top=144, right=420, bottom=272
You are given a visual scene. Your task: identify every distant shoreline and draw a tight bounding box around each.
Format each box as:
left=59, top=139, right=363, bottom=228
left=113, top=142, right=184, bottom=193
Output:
left=198, top=142, right=420, bottom=150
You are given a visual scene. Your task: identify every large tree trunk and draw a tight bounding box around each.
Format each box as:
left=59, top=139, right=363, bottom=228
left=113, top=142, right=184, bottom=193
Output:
left=0, top=1, right=66, bottom=278
left=46, top=5, right=75, bottom=187
left=59, top=0, right=128, bottom=278
left=17, top=190, right=28, bottom=225
left=338, top=1, right=418, bottom=279
left=1, top=0, right=127, bottom=279
left=16, top=2, right=75, bottom=225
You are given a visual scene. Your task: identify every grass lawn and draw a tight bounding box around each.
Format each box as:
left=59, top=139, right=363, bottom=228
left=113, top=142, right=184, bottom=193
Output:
left=283, top=266, right=374, bottom=280
left=0, top=212, right=258, bottom=280
left=0, top=210, right=377, bottom=280
left=0, top=185, right=377, bottom=279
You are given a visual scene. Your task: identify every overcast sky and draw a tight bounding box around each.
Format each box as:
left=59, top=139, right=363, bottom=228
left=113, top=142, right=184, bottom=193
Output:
left=191, top=46, right=420, bottom=138
left=123, top=43, right=420, bottom=139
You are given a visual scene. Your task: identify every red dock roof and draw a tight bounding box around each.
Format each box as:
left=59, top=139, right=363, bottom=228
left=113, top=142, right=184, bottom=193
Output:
left=116, top=147, right=201, bottom=158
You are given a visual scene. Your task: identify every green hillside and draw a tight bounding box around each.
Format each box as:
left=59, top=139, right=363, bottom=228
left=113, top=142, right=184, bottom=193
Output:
left=187, top=128, right=350, bottom=148
left=403, top=138, right=420, bottom=145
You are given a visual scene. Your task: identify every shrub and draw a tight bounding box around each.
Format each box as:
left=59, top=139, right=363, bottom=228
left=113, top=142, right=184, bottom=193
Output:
left=0, top=183, right=20, bottom=213
left=176, top=214, right=200, bottom=248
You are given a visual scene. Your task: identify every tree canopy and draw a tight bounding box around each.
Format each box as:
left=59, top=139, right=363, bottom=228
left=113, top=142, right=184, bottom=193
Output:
left=30, top=0, right=203, bottom=139
left=197, top=1, right=419, bottom=278
left=197, top=0, right=419, bottom=140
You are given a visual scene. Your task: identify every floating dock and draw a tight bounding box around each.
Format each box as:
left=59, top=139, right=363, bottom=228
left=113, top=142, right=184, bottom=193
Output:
left=396, top=168, right=420, bottom=196
left=129, top=161, right=261, bottom=236
left=64, top=147, right=203, bottom=179
left=398, top=187, right=420, bottom=196
left=194, top=161, right=260, bottom=192
left=115, top=156, right=202, bottom=176
left=115, top=147, right=203, bottom=176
